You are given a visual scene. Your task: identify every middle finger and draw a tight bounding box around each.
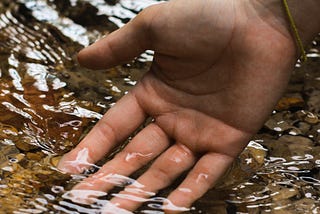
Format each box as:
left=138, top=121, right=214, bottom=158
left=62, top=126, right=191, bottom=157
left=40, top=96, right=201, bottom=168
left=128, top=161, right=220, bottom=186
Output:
left=74, top=123, right=170, bottom=192
left=110, top=143, right=197, bottom=211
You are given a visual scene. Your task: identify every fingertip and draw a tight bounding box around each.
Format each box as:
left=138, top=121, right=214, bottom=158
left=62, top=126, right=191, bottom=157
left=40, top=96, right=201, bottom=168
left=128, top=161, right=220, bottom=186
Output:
left=57, top=147, right=95, bottom=174
left=162, top=198, right=191, bottom=214
left=101, top=202, right=133, bottom=214
left=57, top=153, right=79, bottom=174
left=76, top=47, right=87, bottom=67
left=77, top=42, right=109, bottom=70
left=165, top=187, right=194, bottom=213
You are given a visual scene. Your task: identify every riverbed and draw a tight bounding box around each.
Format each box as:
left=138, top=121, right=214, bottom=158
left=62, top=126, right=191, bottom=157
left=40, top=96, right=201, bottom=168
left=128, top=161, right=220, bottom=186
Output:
left=0, top=0, right=320, bottom=213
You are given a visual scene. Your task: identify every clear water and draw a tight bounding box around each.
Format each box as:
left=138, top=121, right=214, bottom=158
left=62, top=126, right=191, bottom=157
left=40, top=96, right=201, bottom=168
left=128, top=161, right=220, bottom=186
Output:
left=0, top=0, right=320, bottom=213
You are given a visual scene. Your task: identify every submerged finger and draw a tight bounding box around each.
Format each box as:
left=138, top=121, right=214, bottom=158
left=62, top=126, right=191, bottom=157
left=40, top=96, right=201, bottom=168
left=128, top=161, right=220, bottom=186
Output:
left=58, top=92, right=146, bottom=173
left=109, top=144, right=197, bottom=211
left=73, top=123, right=170, bottom=192
left=165, top=152, right=234, bottom=212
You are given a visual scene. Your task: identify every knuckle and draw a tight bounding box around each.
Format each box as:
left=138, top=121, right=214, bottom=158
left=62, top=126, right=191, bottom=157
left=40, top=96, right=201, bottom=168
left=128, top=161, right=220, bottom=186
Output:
left=151, top=165, right=172, bottom=184
left=148, top=123, right=167, bottom=142
left=96, top=119, right=117, bottom=142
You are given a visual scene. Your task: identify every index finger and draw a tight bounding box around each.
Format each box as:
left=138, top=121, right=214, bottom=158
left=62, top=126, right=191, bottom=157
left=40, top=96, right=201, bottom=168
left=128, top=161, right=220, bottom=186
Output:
left=58, top=92, right=146, bottom=174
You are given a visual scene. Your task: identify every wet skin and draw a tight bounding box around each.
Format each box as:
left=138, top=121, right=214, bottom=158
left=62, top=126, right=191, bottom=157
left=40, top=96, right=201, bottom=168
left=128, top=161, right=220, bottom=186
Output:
left=57, top=0, right=305, bottom=212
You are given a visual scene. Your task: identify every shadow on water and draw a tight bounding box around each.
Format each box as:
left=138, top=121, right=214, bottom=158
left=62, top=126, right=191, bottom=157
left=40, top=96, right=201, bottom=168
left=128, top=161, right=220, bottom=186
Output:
left=0, top=0, right=320, bottom=213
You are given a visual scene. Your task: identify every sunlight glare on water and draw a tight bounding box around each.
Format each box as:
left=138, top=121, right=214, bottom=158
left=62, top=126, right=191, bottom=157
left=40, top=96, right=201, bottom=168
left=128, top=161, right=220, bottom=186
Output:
left=0, top=0, right=320, bottom=213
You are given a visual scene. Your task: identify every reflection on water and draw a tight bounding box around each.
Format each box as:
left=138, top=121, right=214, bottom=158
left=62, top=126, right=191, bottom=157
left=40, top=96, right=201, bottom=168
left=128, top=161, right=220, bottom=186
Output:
left=0, top=0, right=320, bottom=213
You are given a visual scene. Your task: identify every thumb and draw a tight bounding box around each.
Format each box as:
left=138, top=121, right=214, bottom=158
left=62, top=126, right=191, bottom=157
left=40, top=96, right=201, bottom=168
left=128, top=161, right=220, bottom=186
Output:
left=77, top=4, right=159, bottom=70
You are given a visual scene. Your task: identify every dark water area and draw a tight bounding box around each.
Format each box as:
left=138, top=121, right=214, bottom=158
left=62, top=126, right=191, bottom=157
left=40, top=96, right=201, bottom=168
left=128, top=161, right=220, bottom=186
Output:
left=0, top=0, right=320, bottom=213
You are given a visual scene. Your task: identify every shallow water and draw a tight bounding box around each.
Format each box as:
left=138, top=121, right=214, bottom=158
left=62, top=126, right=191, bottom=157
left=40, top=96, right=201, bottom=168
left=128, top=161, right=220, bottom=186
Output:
left=0, top=0, right=320, bottom=213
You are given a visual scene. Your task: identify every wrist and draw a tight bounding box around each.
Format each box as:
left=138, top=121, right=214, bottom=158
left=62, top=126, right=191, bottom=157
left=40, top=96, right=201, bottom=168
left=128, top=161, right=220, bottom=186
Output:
left=253, top=0, right=320, bottom=57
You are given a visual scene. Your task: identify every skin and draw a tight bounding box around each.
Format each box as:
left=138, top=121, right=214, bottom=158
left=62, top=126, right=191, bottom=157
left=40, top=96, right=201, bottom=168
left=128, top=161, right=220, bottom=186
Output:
left=58, top=0, right=320, bottom=212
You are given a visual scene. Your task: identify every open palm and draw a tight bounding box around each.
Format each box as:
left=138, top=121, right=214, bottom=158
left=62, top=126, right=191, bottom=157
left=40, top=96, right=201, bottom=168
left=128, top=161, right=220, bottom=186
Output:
left=58, top=0, right=297, bottom=212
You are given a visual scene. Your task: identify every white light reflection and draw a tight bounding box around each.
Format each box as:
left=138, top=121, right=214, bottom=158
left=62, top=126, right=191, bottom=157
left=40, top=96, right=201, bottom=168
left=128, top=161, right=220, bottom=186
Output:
left=178, top=187, right=192, bottom=193
left=125, top=152, right=152, bottom=162
left=13, top=93, right=31, bottom=107
left=300, top=176, right=320, bottom=185
left=268, top=157, right=286, bottom=163
left=98, top=173, right=137, bottom=187
left=100, top=196, right=189, bottom=213
left=8, top=68, right=23, bottom=91
left=62, top=189, right=107, bottom=205
left=170, top=156, right=182, bottom=163
left=161, top=198, right=190, bottom=212
left=25, top=48, right=47, bottom=61
left=2, top=102, right=32, bottom=119
left=58, top=200, right=100, bottom=213
left=21, top=0, right=89, bottom=46
left=35, top=197, right=48, bottom=205
left=62, top=148, right=96, bottom=173
left=291, top=154, right=314, bottom=161
left=15, top=208, right=44, bottom=214
left=245, top=158, right=253, bottom=164
left=29, top=200, right=48, bottom=212
left=273, top=127, right=282, bottom=132
left=52, top=78, right=67, bottom=90
left=51, top=185, right=64, bottom=194
left=121, top=0, right=162, bottom=11
left=282, top=160, right=310, bottom=166
left=8, top=54, right=19, bottom=68
left=71, top=105, right=103, bottom=119
left=100, top=202, right=133, bottom=214
left=196, top=173, right=209, bottom=184
left=124, top=187, right=155, bottom=197
left=112, top=193, right=148, bottom=203
left=26, top=63, right=49, bottom=92
left=170, top=144, right=190, bottom=163
left=44, top=194, right=55, bottom=201
left=42, top=103, right=102, bottom=119
left=1, top=166, right=13, bottom=172
left=247, top=141, right=268, bottom=151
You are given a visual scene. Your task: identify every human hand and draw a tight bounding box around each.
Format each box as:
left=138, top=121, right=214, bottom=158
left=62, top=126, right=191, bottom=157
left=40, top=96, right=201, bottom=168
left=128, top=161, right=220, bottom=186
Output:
left=57, top=0, right=300, bottom=212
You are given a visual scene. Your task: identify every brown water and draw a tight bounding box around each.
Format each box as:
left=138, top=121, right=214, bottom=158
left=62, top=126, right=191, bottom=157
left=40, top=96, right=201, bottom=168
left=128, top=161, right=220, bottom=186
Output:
left=0, top=0, right=320, bottom=213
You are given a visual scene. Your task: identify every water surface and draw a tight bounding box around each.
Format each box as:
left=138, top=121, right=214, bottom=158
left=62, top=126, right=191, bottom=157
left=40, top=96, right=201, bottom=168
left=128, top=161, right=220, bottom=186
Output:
left=0, top=0, right=320, bottom=213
